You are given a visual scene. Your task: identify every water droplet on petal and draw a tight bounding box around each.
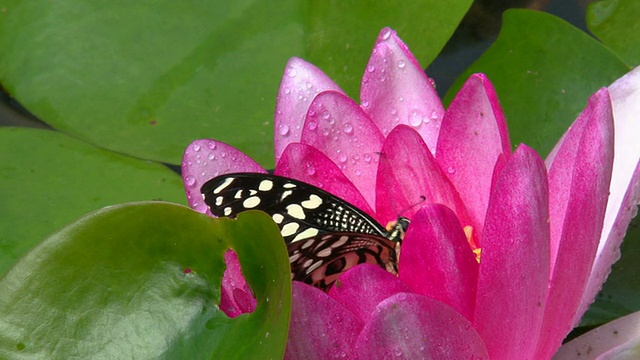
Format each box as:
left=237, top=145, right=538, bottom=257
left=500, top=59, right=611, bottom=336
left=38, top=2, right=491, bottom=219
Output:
left=193, top=144, right=201, bottom=152
left=409, top=110, right=423, bottom=127
left=363, top=153, right=372, bottom=163
left=322, top=111, right=331, bottom=120
left=286, top=68, right=297, bottom=77
left=343, top=122, right=353, bottom=134
left=207, top=142, right=217, bottom=150
left=431, top=109, right=439, bottom=120
left=367, top=64, right=376, bottom=73
left=381, top=28, right=392, bottom=40
left=185, top=175, right=196, bottom=187
left=220, top=152, right=227, bottom=158
left=355, top=169, right=361, bottom=176
left=361, top=100, right=370, bottom=108
left=307, top=121, right=317, bottom=131
left=208, top=154, right=216, bottom=160
left=306, top=165, right=316, bottom=176
left=338, top=153, right=348, bottom=163
left=447, top=166, right=456, bottom=174
left=278, top=124, right=290, bottom=136
left=397, top=60, right=406, bottom=69
left=284, top=88, right=291, bottom=94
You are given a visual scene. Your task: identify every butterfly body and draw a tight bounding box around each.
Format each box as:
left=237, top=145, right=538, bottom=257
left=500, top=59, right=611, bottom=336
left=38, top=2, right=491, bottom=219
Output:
left=201, top=173, right=408, bottom=290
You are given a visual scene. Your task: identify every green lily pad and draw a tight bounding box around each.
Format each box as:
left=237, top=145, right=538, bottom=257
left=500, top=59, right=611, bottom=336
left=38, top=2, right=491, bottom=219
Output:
left=445, top=9, right=629, bottom=157
left=0, top=127, right=185, bottom=275
left=0, top=204, right=291, bottom=359
left=588, top=0, right=640, bottom=67
left=0, top=1, right=303, bottom=167
left=0, top=0, right=472, bottom=168
left=305, top=0, right=473, bottom=98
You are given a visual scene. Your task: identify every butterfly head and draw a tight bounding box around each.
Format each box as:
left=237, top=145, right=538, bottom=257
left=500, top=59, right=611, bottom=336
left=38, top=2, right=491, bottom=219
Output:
left=385, top=216, right=410, bottom=243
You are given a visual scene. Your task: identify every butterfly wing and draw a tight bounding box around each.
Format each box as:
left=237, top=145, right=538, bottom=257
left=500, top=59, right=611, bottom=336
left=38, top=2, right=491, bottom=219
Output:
left=201, top=173, right=388, bottom=244
left=288, top=232, right=399, bottom=290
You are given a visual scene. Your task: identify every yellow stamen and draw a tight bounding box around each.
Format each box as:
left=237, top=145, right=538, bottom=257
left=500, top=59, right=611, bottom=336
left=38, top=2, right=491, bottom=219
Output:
left=463, top=225, right=482, bottom=263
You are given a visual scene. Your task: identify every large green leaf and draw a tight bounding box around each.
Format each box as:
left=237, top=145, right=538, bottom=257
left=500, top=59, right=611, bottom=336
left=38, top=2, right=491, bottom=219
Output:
left=0, top=127, right=185, bottom=275
left=0, top=1, right=304, bottom=167
left=305, top=0, right=473, bottom=98
left=0, top=0, right=472, bottom=168
left=445, top=9, right=629, bottom=157
left=588, top=0, right=640, bottom=67
left=0, top=203, right=291, bottom=359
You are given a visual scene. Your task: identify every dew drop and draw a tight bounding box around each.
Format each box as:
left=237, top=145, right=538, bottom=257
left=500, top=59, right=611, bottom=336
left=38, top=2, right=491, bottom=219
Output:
left=367, top=64, right=376, bottom=73
left=355, top=169, right=362, bottom=176
left=381, top=28, right=392, bottom=40
left=286, top=68, right=297, bottom=77
left=284, top=88, right=291, bottom=95
left=343, top=122, right=353, bottom=134
left=220, top=152, right=227, bottom=158
left=207, top=142, right=217, bottom=150
left=185, top=176, right=196, bottom=187
left=409, top=110, right=423, bottom=127
left=397, top=60, right=406, bottom=69
left=208, top=154, right=216, bottom=160
left=305, top=82, right=312, bottom=89
left=363, top=153, right=372, bottom=163
left=338, top=153, right=348, bottom=163
left=431, top=109, right=439, bottom=120
left=447, top=166, right=456, bottom=174
left=397, top=96, right=404, bottom=102
left=193, top=144, right=201, bottom=152
left=306, top=165, right=316, bottom=176
left=307, top=121, right=317, bottom=131
left=361, top=100, right=370, bottom=108
left=278, top=124, right=290, bottom=136
left=322, top=111, right=331, bottom=120
left=390, top=107, right=397, bottom=115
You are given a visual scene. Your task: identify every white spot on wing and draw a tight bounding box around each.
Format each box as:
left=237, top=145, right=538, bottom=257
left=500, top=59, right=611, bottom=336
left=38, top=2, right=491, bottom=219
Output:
left=294, top=228, right=319, bottom=242
left=331, top=236, right=349, bottom=248
left=223, top=207, right=232, bottom=216
left=283, top=183, right=296, bottom=189
left=289, top=252, right=301, bottom=262
left=287, top=204, right=306, bottom=219
left=272, top=213, right=284, bottom=224
left=301, top=194, right=323, bottom=209
left=234, top=190, right=243, bottom=199
left=259, top=180, right=274, bottom=191
left=215, top=196, right=223, bottom=206
left=317, top=247, right=332, bottom=257
left=243, top=196, right=261, bottom=208
left=281, top=190, right=293, bottom=201
left=281, top=222, right=300, bottom=237
left=213, top=177, right=234, bottom=194
left=306, top=260, right=323, bottom=274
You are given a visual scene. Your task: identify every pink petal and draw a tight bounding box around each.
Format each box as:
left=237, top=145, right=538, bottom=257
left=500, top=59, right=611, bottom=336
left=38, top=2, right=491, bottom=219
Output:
left=301, top=91, right=385, bottom=208
left=398, top=204, right=478, bottom=321
left=474, top=145, right=550, bottom=359
left=181, top=139, right=265, bottom=214
left=354, top=293, right=489, bottom=359
left=436, top=74, right=512, bottom=243
left=274, top=58, right=344, bottom=163
left=275, top=142, right=374, bottom=216
left=328, top=264, right=411, bottom=323
left=218, top=250, right=257, bottom=318
left=375, top=125, right=471, bottom=228
left=578, top=67, right=640, bottom=319
left=285, top=282, right=362, bottom=360
left=553, top=310, right=640, bottom=360
left=536, top=89, right=615, bottom=359
left=360, top=28, right=445, bottom=151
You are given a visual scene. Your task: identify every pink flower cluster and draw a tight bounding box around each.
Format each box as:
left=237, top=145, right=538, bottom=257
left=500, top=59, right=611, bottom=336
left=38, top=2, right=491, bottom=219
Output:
left=182, top=28, right=640, bottom=359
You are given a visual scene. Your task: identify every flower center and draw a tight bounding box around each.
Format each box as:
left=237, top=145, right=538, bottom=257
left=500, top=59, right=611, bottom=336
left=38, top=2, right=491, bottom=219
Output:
left=464, top=225, right=481, bottom=263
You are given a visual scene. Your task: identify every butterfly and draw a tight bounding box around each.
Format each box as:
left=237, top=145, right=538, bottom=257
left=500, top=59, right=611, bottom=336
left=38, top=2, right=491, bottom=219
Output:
left=201, top=172, right=409, bottom=291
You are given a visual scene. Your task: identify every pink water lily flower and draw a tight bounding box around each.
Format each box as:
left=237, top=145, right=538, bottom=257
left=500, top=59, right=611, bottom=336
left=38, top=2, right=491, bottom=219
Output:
left=181, top=28, right=640, bottom=359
